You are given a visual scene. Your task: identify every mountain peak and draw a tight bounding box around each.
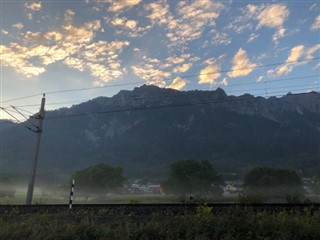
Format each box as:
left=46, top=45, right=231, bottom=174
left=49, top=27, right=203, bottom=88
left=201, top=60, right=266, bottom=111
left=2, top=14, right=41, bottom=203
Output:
left=132, top=84, right=176, bottom=94
left=214, top=87, right=227, bottom=97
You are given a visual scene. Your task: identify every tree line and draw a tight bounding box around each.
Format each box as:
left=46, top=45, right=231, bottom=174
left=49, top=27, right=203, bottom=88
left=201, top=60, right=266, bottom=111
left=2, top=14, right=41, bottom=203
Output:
left=70, top=160, right=308, bottom=202
left=1, top=159, right=315, bottom=202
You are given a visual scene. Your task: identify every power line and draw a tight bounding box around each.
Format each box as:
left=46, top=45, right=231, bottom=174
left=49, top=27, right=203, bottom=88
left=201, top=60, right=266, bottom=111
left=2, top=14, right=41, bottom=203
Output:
left=0, top=107, right=37, bottom=132
left=46, top=89, right=314, bottom=121
left=1, top=57, right=319, bottom=104
left=1, top=94, right=43, bottom=104
left=7, top=84, right=315, bottom=114
left=15, top=100, right=87, bottom=108
left=11, top=106, right=39, bottom=129
left=122, top=81, right=319, bottom=102
left=43, top=57, right=320, bottom=95
left=13, top=107, right=37, bottom=116
left=9, top=74, right=320, bottom=109
left=172, top=57, right=320, bottom=81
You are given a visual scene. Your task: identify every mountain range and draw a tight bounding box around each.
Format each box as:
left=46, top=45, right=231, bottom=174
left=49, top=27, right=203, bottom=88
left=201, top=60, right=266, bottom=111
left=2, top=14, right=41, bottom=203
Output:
left=1, top=85, right=320, bottom=182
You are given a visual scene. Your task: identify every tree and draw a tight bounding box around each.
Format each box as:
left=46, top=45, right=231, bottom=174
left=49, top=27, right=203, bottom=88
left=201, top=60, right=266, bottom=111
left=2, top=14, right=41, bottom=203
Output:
left=73, top=164, right=126, bottom=197
left=244, top=167, right=304, bottom=199
left=162, top=160, right=222, bottom=196
left=0, top=177, right=15, bottom=198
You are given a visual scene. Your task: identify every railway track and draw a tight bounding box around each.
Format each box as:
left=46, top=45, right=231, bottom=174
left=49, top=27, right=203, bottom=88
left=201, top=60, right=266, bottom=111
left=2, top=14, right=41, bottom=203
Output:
left=0, top=203, right=319, bottom=215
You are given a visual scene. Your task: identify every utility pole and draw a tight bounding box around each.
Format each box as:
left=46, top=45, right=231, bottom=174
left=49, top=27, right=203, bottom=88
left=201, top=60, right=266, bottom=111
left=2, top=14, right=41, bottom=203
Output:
left=26, top=94, right=46, bottom=205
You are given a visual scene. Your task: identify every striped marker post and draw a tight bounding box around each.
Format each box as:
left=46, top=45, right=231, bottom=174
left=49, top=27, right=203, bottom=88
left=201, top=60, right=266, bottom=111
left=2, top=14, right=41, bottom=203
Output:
left=69, top=179, right=75, bottom=210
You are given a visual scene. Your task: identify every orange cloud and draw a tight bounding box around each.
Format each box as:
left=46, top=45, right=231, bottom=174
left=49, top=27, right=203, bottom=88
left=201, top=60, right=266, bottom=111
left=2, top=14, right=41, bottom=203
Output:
left=270, top=44, right=320, bottom=77
left=24, top=2, right=42, bottom=11
left=257, top=4, right=289, bottom=29
left=167, top=77, right=188, bottom=90
left=198, top=56, right=225, bottom=85
left=228, top=49, right=256, bottom=78
left=173, top=63, right=192, bottom=73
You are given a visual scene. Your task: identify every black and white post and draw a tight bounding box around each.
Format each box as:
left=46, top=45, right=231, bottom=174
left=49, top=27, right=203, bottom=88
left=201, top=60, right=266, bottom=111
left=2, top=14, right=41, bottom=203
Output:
left=69, top=179, right=75, bottom=210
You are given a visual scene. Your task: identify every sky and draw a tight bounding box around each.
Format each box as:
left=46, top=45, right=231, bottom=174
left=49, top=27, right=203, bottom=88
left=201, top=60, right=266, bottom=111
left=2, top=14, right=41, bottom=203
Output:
left=0, top=0, right=319, bottom=120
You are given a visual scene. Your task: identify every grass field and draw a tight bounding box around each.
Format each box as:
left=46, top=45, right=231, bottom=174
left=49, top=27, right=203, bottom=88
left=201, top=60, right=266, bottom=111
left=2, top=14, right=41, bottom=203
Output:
left=1, top=186, right=320, bottom=204
left=0, top=204, right=319, bottom=239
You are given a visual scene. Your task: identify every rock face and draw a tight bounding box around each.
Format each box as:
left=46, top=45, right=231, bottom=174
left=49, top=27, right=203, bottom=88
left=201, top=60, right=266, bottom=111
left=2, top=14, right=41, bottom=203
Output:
left=1, top=85, right=320, bottom=179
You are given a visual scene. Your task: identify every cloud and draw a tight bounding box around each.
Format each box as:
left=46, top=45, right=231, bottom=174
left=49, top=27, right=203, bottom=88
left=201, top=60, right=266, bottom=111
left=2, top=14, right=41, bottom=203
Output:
left=167, top=77, right=188, bottom=90
left=64, top=9, right=75, bottom=24
left=45, top=31, right=63, bottom=41
left=1, top=29, right=9, bottom=35
left=270, top=44, right=320, bottom=77
left=198, top=55, right=225, bottom=85
left=87, top=0, right=141, bottom=12
left=309, top=3, right=317, bottom=11
left=228, top=48, right=256, bottom=78
left=287, top=45, right=305, bottom=62
left=311, top=15, right=320, bottom=31
left=247, top=33, right=259, bottom=43
left=107, top=0, right=141, bottom=12
left=173, top=63, right=192, bottom=73
left=142, top=55, right=160, bottom=64
left=225, top=4, right=260, bottom=34
left=272, top=27, right=286, bottom=45
left=131, top=65, right=171, bottom=87
left=145, top=0, right=225, bottom=46
left=257, top=4, right=289, bottom=44
left=52, top=20, right=102, bottom=51
left=24, top=2, right=42, bottom=11
left=257, top=76, right=264, bottom=82
left=27, top=13, right=33, bottom=20
left=166, top=56, right=188, bottom=64
left=111, top=18, right=137, bottom=29
left=12, top=23, right=24, bottom=30
left=0, top=45, right=46, bottom=78
left=63, top=57, right=85, bottom=72
left=210, top=30, right=231, bottom=46
left=109, top=17, right=151, bottom=38
left=226, top=22, right=253, bottom=34
left=132, top=52, right=197, bottom=87
left=306, top=44, right=320, bottom=58
left=145, top=1, right=171, bottom=25
left=227, top=4, right=289, bottom=44
left=220, top=78, right=228, bottom=86
left=257, top=4, right=289, bottom=29
left=1, top=19, right=129, bottom=85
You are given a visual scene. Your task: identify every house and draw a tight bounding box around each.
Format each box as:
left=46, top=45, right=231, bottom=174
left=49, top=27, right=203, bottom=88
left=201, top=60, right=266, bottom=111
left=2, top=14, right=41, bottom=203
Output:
left=147, top=184, right=164, bottom=194
left=225, top=184, right=237, bottom=192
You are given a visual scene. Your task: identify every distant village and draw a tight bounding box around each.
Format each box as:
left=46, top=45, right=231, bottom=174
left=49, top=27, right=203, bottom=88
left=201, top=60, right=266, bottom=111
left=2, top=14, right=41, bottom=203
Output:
left=126, top=177, right=319, bottom=196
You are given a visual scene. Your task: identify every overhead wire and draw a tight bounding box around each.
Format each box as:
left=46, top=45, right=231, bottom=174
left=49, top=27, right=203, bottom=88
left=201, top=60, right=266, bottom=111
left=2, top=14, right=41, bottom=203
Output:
left=8, top=74, right=320, bottom=109
left=122, top=82, right=319, bottom=103
left=13, top=107, right=37, bottom=116
left=0, top=107, right=37, bottom=133
left=11, top=106, right=39, bottom=129
left=1, top=57, right=319, bottom=104
left=43, top=57, right=319, bottom=96
left=1, top=93, right=43, bottom=104
left=45, top=87, right=314, bottom=121
left=1, top=58, right=319, bottom=128
left=42, top=57, right=320, bottom=96
left=7, top=83, right=318, bottom=122
left=6, top=84, right=316, bottom=116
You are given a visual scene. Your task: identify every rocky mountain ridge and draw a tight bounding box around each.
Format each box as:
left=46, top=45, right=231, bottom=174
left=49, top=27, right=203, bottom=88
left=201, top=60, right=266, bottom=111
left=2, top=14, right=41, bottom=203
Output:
left=1, top=85, right=319, bottom=180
